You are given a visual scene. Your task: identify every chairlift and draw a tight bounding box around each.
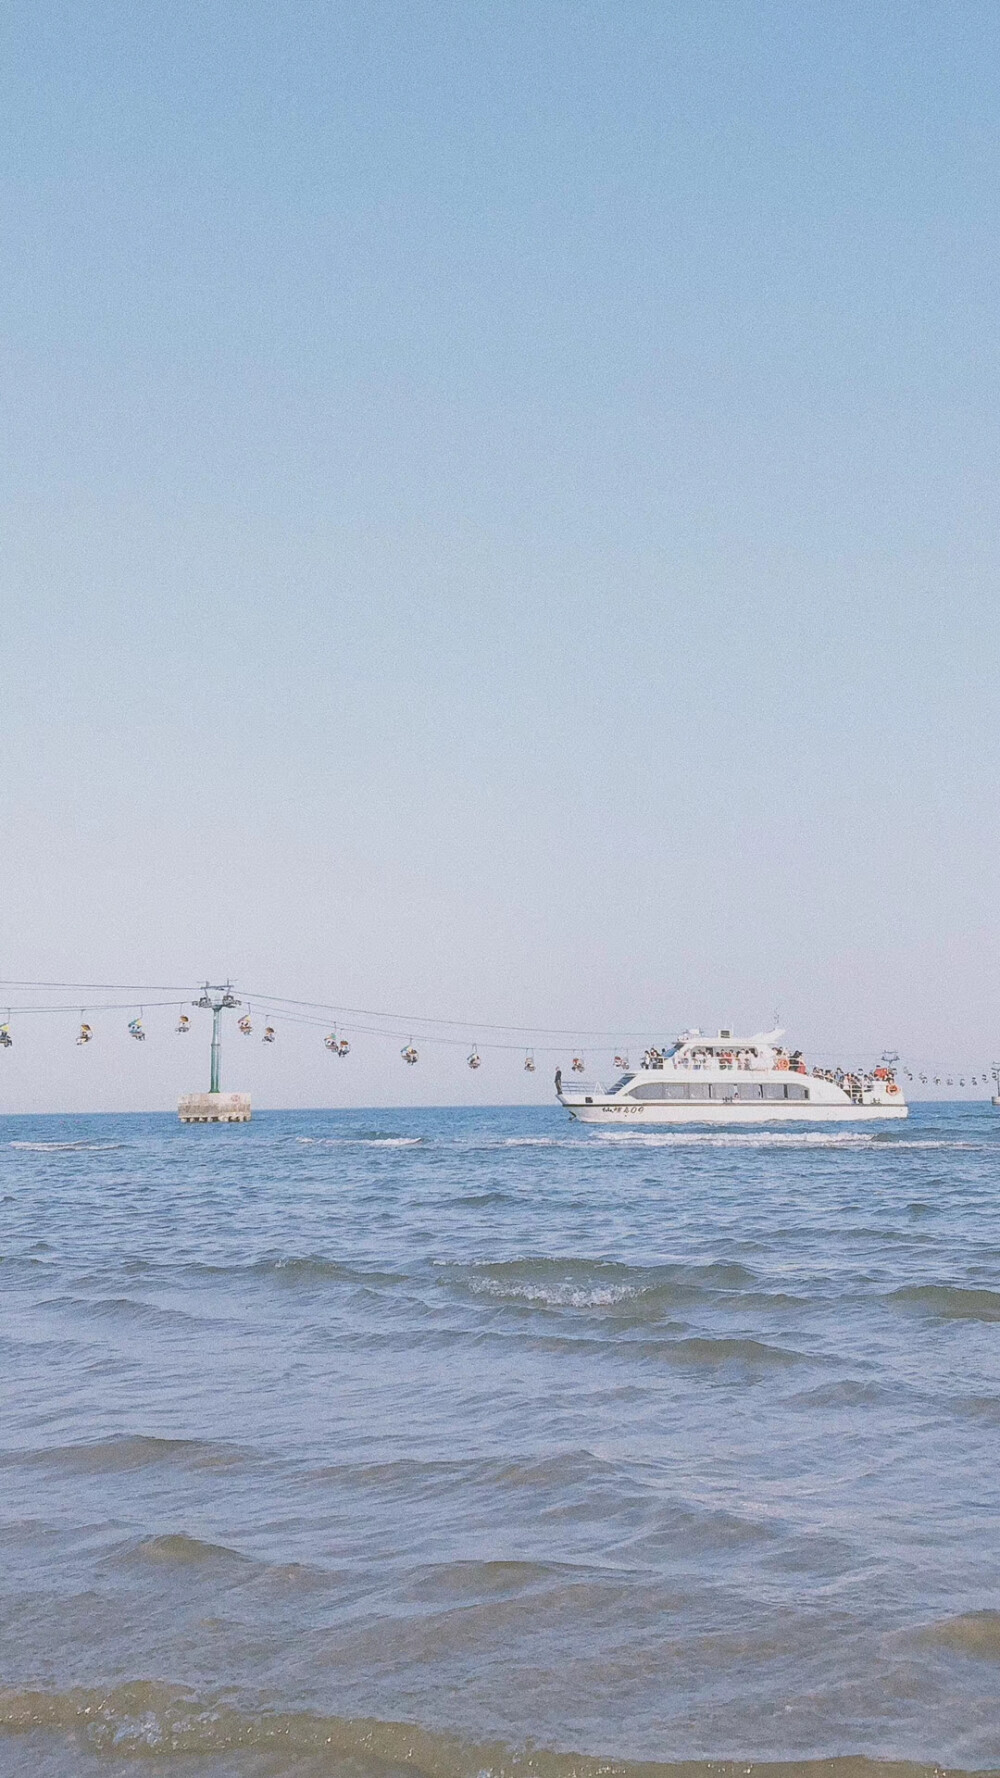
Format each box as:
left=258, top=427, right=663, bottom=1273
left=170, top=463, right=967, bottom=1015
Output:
left=76, top=1020, right=93, bottom=1045
left=960, top=1077, right=966, bottom=1087
left=337, top=1037, right=350, bottom=1057
left=176, top=1014, right=191, bottom=1034
left=401, top=1043, right=419, bottom=1065
left=467, top=1047, right=482, bottom=1069
left=238, top=1014, right=253, bottom=1036
left=128, top=1015, right=145, bottom=1041
left=324, top=1031, right=338, bottom=1051
left=946, top=1077, right=953, bottom=1087
left=571, top=1056, right=585, bottom=1074
left=0, top=1017, right=12, bottom=1049
left=613, top=1053, right=629, bottom=1070
left=524, top=1051, right=536, bottom=1072
left=262, top=1024, right=276, bottom=1044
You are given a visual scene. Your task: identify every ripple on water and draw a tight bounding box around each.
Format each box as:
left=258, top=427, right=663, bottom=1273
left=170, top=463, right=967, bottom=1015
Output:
left=2, top=1102, right=999, bottom=1769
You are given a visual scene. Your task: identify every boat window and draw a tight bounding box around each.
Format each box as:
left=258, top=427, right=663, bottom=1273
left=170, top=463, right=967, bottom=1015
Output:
left=631, top=1082, right=689, bottom=1100
left=629, top=1080, right=810, bottom=1104
left=630, top=1081, right=709, bottom=1101
left=609, top=1074, right=635, bottom=1093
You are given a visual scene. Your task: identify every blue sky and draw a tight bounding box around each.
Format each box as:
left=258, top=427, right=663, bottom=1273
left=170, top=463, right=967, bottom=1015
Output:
left=3, top=2, right=999, bottom=1109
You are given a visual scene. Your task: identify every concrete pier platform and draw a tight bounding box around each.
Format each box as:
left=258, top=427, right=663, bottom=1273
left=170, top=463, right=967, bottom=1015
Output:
left=179, top=1092, right=251, bottom=1123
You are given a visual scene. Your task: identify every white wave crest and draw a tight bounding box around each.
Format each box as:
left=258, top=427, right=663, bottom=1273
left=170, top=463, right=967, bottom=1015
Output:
left=9, top=1140, right=124, bottom=1152
left=295, top=1136, right=422, bottom=1147
left=468, top=1276, right=641, bottom=1307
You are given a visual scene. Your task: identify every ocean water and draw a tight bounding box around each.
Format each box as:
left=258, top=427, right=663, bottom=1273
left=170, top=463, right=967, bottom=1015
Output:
left=1, top=1102, right=999, bottom=1778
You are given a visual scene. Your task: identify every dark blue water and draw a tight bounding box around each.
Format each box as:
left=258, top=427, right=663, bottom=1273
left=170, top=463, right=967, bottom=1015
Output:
left=1, top=1104, right=999, bottom=1775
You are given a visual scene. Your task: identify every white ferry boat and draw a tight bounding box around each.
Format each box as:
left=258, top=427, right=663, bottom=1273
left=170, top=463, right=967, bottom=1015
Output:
left=557, top=1029, right=907, bottom=1124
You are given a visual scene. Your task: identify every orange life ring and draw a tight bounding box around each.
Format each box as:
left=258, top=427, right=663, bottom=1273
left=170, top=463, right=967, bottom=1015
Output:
left=776, top=1057, right=789, bottom=1071
left=886, top=1082, right=900, bottom=1095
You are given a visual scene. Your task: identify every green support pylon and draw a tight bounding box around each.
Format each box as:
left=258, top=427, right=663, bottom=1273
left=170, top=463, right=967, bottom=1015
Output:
left=194, top=982, right=240, bottom=1094
left=210, top=1003, right=223, bottom=1092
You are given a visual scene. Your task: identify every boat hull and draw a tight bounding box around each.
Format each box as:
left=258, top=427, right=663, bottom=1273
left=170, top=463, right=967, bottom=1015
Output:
left=561, top=1099, right=907, bottom=1124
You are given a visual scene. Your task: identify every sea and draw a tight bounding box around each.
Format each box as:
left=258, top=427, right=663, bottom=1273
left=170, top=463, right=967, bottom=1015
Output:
left=1, top=1102, right=999, bottom=1777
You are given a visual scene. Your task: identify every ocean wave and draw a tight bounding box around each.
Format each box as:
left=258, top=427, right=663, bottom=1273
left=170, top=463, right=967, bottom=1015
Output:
left=39, top=1293, right=209, bottom=1330
left=296, top=1135, right=423, bottom=1147
left=9, top=1139, right=124, bottom=1151
left=121, top=1531, right=251, bottom=1569
left=1, top=1433, right=245, bottom=1475
left=455, top=1256, right=757, bottom=1314
left=785, top=1379, right=887, bottom=1410
left=251, top=1254, right=408, bottom=1285
left=495, top=1136, right=571, bottom=1147
left=916, top=1609, right=1000, bottom=1660
left=889, top=1284, right=1000, bottom=1322
left=0, top=1679, right=966, bottom=1775
left=947, top=1394, right=1000, bottom=1425
left=468, top=1273, right=643, bottom=1308
left=653, top=1333, right=802, bottom=1368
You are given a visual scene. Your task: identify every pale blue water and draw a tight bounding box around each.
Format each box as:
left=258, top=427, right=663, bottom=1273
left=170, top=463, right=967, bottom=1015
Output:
left=1, top=1103, right=999, bottom=1775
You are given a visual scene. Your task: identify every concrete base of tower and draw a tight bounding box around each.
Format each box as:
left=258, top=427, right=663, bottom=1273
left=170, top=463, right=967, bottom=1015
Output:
left=178, top=1092, right=251, bottom=1123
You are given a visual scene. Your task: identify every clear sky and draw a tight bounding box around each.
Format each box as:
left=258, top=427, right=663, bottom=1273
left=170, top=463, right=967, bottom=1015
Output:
left=3, top=1, right=998, bottom=1110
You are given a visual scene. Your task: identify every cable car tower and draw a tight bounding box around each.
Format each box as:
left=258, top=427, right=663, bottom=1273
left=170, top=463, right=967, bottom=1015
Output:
left=178, top=981, right=251, bottom=1123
